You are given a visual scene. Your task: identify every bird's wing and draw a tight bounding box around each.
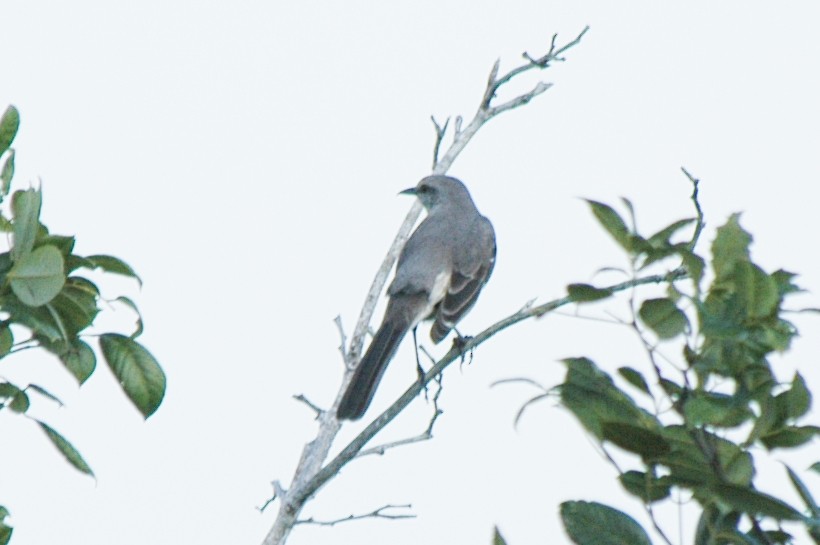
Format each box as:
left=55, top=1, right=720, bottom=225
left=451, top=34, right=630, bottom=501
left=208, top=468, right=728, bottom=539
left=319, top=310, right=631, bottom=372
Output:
left=430, top=218, right=496, bottom=343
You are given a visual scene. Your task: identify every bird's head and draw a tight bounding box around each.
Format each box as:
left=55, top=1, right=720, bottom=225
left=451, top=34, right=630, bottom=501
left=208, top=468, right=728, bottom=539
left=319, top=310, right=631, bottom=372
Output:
left=400, top=175, right=471, bottom=211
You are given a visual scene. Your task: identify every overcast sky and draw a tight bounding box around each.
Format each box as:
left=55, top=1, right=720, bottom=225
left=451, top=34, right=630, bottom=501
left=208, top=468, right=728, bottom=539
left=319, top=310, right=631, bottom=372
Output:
left=2, top=2, right=819, bottom=544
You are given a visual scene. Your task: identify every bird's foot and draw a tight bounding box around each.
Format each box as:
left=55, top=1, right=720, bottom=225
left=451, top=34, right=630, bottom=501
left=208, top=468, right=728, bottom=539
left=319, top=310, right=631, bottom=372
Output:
left=416, top=361, right=430, bottom=400
left=453, top=333, right=475, bottom=370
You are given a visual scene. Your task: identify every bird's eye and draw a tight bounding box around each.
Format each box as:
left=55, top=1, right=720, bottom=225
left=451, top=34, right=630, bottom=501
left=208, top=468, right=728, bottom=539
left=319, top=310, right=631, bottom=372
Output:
left=418, top=185, right=429, bottom=193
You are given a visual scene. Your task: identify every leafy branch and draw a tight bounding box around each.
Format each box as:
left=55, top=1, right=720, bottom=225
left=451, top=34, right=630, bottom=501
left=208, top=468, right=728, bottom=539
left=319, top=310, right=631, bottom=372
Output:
left=0, top=105, right=166, bottom=544
left=522, top=172, right=820, bottom=545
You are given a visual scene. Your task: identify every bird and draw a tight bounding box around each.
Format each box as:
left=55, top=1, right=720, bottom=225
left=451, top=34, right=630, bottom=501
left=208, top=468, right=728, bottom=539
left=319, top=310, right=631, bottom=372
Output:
left=336, top=174, right=496, bottom=420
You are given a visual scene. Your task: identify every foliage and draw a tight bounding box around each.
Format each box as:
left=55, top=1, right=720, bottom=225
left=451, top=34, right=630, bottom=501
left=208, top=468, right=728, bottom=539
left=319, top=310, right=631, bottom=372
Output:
left=0, top=105, right=166, bottom=542
left=550, top=177, right=819, bottom=544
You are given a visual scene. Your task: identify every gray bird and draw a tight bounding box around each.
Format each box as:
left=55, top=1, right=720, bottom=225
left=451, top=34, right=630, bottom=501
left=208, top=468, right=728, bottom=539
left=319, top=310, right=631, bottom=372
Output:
left=337, top=175, right=496, bottom=420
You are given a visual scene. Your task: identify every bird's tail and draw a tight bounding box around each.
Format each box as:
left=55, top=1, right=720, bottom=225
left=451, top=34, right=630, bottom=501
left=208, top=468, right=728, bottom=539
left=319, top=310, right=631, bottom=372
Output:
left=336, top=307, right=414, bottom=420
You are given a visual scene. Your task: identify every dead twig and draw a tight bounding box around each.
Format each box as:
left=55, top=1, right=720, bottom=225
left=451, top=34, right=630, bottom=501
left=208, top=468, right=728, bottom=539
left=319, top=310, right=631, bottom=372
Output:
left=358, top=375, right=444, bottom=457
left=296, top=504, right=415, bottom=526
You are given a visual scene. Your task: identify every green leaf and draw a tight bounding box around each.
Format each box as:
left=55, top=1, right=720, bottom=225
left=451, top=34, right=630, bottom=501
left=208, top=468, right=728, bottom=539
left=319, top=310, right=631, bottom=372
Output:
left=0, top=324, right=12, bottom=358
left=639, top=298, right=688, bottom=339
left=49, top=276, right=100, bottom=334
left=1, top=148, right=15, bottom=197
left=560, top=357, right=659, bottom=439
left=746, top=394, right=782, bottom=446
left=761, top=426, right=820, bottom=449
left=11, top=188, right=42, bottom=261
left=7, top=244, right=65, bottom=306
left=811, top=462, right=820, bottom=474
left=586, top=200, right=633, bottom=252
left=9, top=389, right=30, bottom=413
left=55, top=339, right=97, bottom=384
left=785, top=465, right=819, bottom=517
left=712, top=214, right=752, bottom=278
left=747, top=528, right=792, bottom=545
left=0, top=252, right=13, bottom=278
left=602, top=422, right=671, bottom=458
left=711, top=483, right=803, bottom=520
left=0, top=504, right=11, bottom=545
left=733, top=262, right=779, bottom=319
left=771, top=269, right=801, bottom=297
left=37, top=420, right=94, bottom=476
left=85, top=254, right=142, bottom=286
left=0, top=105, right=20, bottom=156
left=619, top=470, right=671, bottom=503
left=560, top=501, right=652, bottom=545
left=617, top=367, right=651, bottom=395
left=620, top=197, right=637, bottom=230
left=695, top=502, right=744, bottom=545
left=64, top=253, right=96, bottom=273
left=656, top=426, right=754, bottom=487
left=680, top=248, right=705, bottom=288
left=113, top=295, right=144, bottom=338
left=0, top=295, right=63, bottom=341
left=683, top=392, right=754, bottom=428
left=39, top=234, right=76, bottom=256
left=100, top=333, right=165, bottom=418
left=782, top=373, right=811, bottom=420
left=493, top=527, right=507, bottom=545
left=647, top=218, right=696, bottom=247
left=27, top=383, right=64, bottom=406
left=659, top=378, right=683, bottom=399
left=0, top=382, right=21, bottom=399
left=567, top=283, right=613, bottom=303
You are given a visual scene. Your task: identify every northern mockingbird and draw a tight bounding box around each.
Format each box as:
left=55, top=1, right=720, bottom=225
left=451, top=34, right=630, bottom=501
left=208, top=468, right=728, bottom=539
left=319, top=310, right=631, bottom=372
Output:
left=337, top=175, right=496, bottom=420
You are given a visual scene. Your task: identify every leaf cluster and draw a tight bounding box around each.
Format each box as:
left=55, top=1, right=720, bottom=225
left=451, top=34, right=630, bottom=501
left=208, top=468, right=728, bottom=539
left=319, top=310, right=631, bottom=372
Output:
left=0, top=105, right=166, bottom=544
left=553, top=184, right=819, bottom=544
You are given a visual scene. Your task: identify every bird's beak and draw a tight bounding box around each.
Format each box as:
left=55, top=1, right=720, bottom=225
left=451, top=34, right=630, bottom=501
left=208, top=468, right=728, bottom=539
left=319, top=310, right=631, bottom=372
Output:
left=399, top=187, right=417, bottom=196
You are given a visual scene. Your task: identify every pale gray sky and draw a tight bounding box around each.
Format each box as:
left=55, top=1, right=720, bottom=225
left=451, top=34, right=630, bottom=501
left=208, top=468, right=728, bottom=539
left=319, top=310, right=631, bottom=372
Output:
left=1, top=2, right=819, bottom=544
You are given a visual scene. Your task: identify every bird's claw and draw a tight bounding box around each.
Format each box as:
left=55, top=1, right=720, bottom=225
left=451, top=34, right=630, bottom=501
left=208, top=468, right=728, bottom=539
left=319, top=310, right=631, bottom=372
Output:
left=454, top=334, right=475, bottom=370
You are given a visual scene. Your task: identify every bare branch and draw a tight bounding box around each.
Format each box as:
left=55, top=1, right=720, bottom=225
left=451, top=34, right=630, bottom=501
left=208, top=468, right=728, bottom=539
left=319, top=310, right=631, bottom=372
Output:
left=522, top=26, right=590, bottom=67
left=493, top=377, right=554, bottom=427
left=492, top=377, right=549, bottom=393
left=296, top=504, right=415, bottom=526
left=481, top=59, right=502, bottom=109
left=259, top=480, right=287, bottom=513
left=680, top=167, right=705, bottom=252
left=431, top=26, right=589, bottom=174
left=334, top=315, right=349, bottom=366
left=358, top=376, right=444, bottom=457
left=487, top=82, right=553, bottom=117
left=430, top=116, right=450, bottom=170
left=293, top=394, right=324, bottom=419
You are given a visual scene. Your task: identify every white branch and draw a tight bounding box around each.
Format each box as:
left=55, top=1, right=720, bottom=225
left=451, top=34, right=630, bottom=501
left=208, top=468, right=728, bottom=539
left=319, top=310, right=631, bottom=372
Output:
left=259, top=27, right=590, bottom=545
left=296, top=504, right=415, bottom=526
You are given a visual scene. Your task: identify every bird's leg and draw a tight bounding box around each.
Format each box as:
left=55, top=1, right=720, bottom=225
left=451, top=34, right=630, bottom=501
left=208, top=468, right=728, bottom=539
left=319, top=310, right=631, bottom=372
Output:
left=411, top=327, right=430, bottom=400
left=453, top=327, right=475, bottom=370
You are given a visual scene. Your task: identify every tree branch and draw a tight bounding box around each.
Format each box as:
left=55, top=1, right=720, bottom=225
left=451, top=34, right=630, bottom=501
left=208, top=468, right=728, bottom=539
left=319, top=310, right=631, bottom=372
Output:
left=334, top=315, right=349, bottom=366
left=293, top=394, right=324, bottom=419
left=289, top=268, right=687, bottom=509
left=260, top=29, right=590, bottom=545
left=357, top=375, right=444, bottom=458
left=295, top=504, right=415, bottom=526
